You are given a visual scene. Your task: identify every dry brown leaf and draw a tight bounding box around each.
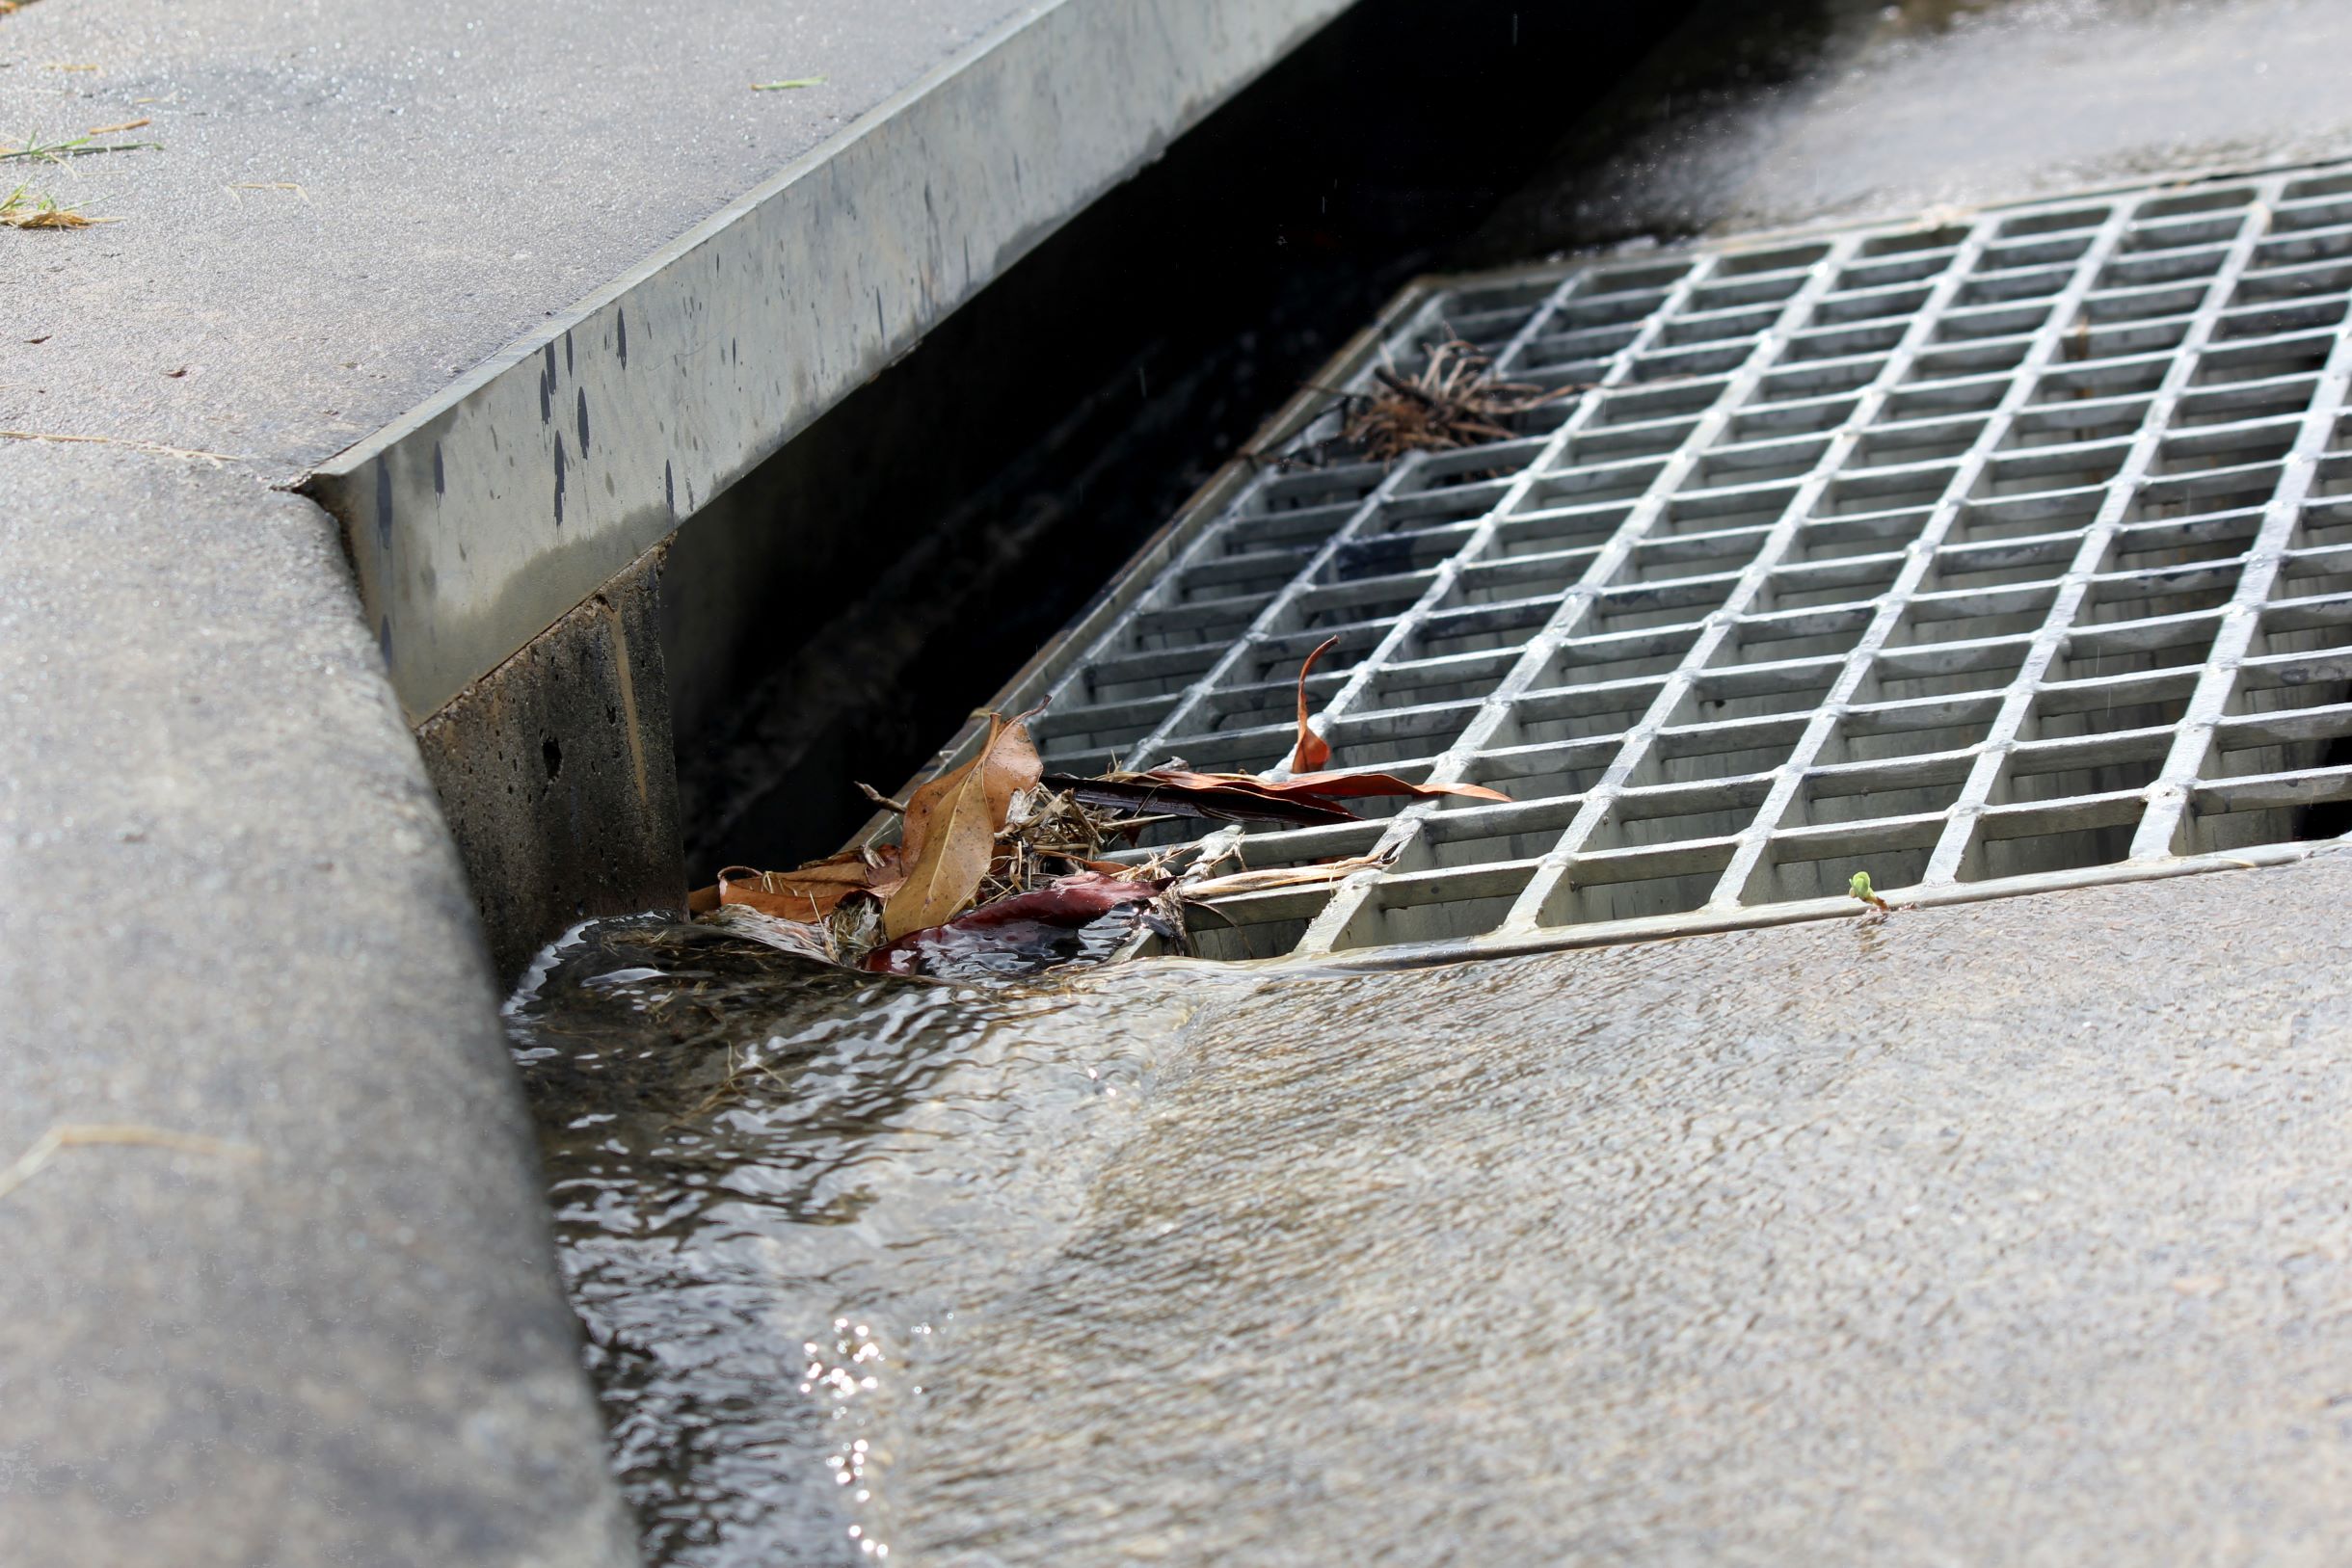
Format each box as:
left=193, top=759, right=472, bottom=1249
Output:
left=687, top=846, right=902, bottom=922
left=1292, top=634, right=1339, bottom=772
left=712, top=858, right=879, bottom=922
left=883, top=710, right=1042, bottom=939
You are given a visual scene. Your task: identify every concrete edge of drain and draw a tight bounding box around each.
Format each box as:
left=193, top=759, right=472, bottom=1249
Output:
left=1292, top=838, right=2352, bottom=973
left=300, top=0, right=1359, bottom=730
left=869, top=152, right=2352, bottom=958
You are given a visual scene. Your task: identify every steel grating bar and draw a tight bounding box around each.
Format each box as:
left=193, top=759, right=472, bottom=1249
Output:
left=1434, top=242, right=1873, bottom=948
left=2128, top=349, right=2352, bottom=850
left=1918, top=180, right=2283, bottom=884
left=1712, top=201, right=2141, bottom=911
left=1109, top=271, right=1598, bottom=777
left=1296, top=242, right=1861, bottom=954
left=957, top=160, right=2352, bottom=966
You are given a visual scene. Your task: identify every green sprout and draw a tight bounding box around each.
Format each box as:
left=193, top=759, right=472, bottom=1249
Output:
left=1848, top=870, right=1893, bottom=917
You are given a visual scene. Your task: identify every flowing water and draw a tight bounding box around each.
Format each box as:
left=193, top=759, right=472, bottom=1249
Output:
left=510, top=847, right=2352, bottom=1566
left=508, top=917, right=1653, bottom=1566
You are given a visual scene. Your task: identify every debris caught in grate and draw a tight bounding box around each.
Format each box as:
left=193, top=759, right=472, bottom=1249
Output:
left=926, top=161, right=2352, bottom=966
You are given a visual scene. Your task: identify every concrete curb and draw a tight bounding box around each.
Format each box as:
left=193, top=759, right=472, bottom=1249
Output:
left=0, top=441, right=638, bottom=1567
left=308, top=0, right=1356, bottom=726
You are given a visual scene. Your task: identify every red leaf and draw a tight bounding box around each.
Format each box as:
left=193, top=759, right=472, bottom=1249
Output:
left=1133, top=766, right=1509, bottom=809
left=861, top=872, right=1165, bottom=975
left=1048, top=772, right=1358, bottom=826
left=1273, top=769, right=1511, bottom=804
left=925, top=872, right=1163, bottom=930
left=1292, top=634, right=1339, bottom=772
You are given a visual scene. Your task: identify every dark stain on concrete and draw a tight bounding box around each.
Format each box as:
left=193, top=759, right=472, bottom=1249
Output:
left=414, top=543, right=682, bottom=980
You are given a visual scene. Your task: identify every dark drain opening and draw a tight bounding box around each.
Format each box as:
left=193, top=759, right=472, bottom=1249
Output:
left=657, top=0, right=1700, bottom=878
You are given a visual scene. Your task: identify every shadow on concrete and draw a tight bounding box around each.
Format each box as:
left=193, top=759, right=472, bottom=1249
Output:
left=662, top=0, right=1699, bottom=875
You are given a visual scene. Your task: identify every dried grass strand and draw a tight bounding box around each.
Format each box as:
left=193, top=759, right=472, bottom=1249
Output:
left=0, top=1122, right=262, bottom=1203
left=0, top=429, right=251, bottom=465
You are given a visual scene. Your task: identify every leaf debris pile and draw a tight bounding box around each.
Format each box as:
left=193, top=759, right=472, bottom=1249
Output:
left=690, top=638, right=1510, bottom=979
left=1283, top=337, right=1572, bottom=468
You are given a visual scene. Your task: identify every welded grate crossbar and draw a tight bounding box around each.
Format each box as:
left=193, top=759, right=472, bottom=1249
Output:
left=1006, top=164, right=2352, bottom=964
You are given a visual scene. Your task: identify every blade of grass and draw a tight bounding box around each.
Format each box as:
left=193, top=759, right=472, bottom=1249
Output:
left=0, top=1123, right=262, bottom=1204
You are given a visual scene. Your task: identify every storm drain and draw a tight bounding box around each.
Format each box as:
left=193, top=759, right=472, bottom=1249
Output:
left=966, top=160, right=2352, bottom=966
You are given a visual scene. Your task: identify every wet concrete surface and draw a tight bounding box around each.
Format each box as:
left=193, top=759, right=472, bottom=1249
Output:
left=1474, top=0, right=2352, bottom=259
left=515, top=848, right=2352, bottom=1565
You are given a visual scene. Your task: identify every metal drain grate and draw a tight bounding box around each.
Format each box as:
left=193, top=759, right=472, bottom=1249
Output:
left=955, top=161, right=2352, bottom=966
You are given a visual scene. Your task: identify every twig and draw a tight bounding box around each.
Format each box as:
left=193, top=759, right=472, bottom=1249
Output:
left=855, top=780, right=908, bottom=813
left=1174, top=895, right=1257, bottom=959
left=0, top=1123, right=261, bottom=1203
left=1285, top=338, right=1576, bottom=467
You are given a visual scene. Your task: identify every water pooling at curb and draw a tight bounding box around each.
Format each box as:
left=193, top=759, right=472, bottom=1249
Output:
left=507, top=920, right=1216, bottom=1565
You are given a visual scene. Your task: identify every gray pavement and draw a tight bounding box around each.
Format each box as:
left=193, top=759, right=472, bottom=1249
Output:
left=864, top=847, right=2352, bottom=1564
